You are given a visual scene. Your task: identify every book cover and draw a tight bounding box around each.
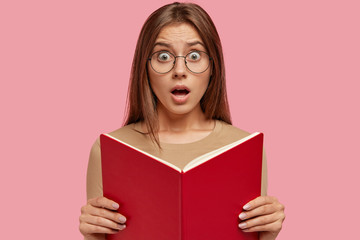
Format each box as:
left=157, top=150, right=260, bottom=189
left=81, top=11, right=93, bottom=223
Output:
left=100, top=132, right=263, bottom=240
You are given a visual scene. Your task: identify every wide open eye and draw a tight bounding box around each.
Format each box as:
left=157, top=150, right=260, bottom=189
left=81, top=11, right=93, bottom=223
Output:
left=187, top=51, right=201, bottom=61
left=157, top=52, right=172, bottom=62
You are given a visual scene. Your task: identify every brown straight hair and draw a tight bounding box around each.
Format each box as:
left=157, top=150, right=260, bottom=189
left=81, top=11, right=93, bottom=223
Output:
left=124, top=2, right=231, bottom=146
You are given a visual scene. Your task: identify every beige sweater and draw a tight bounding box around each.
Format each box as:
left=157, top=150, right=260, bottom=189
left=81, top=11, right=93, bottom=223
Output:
left=86, top=120, right=268, bottom=200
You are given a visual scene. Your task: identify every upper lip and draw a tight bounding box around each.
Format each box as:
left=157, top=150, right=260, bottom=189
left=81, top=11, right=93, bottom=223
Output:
left=170, top=85, right=190, bottom=93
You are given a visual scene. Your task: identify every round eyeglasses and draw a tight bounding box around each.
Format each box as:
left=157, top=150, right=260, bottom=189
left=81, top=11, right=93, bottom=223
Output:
left=148, top=50, right=212, bottom=74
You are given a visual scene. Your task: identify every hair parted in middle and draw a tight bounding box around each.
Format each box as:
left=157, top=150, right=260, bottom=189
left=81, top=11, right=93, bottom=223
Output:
left=124, top=2, right=231, bottom=146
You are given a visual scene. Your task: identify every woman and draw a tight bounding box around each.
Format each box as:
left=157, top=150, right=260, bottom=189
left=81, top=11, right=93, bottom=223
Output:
left=79, top=2, right=285, bottom=240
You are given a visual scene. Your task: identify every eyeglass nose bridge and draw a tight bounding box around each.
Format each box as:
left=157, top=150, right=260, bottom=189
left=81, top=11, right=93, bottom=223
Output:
left=172, top=55, right=188, bottom=67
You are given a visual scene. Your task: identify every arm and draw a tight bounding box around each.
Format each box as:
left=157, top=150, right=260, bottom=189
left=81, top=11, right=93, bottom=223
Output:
left=79, top=138, right=127, bottom=240
left=261, top=147, right=268, bottom=196
left=238, top=148, right=285, bottom=240
left=86, top=138, right=104, bottom=200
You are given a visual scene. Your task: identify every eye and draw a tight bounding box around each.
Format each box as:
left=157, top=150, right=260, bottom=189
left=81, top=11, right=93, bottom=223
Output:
left=187, top=51, right=201, bottom=61
left=157, top=52, right=172, bottom=62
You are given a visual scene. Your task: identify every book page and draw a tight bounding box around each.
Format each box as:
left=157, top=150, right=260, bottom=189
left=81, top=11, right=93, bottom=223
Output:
left=104, top=134, right=182, bottom=173
left=182, top=132, right=260, bottom=173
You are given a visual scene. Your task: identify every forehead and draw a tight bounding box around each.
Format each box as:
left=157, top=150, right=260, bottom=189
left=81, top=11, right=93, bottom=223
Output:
left=156, top=22, right=203, bottom=44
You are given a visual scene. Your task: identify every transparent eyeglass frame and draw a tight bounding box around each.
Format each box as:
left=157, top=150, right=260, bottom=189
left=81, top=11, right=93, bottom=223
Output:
left=147, top=50, right=213, bottom=74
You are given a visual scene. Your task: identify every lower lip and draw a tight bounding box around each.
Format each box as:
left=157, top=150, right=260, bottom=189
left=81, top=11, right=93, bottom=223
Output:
left=171, top=92, right=190, bottom=104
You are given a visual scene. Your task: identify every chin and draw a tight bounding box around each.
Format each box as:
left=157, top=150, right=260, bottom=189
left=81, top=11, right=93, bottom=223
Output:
left=166, top=104, right=201, bottom=117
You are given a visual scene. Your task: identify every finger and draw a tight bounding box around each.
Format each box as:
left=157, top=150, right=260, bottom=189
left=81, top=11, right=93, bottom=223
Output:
left=238, top=211, right=282, bottom=230
left=241, top=219, right=283, bottom=233
left=79, top=222, right=125, bottom=235
left=80, top=214, right=126, bottom=231
left=243, top=196, right=278, bottom=211
left=83, top=204, right=127, bottom=224
left=239, top=200, right=284, bottom=220
left=88, top=196, right=120, bottom=210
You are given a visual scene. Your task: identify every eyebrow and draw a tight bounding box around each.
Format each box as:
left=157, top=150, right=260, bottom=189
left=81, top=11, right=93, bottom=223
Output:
left=153, top=41, right=205, bottom=48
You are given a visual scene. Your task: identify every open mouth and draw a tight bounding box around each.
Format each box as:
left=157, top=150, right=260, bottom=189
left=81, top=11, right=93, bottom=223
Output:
left=171, top=89, right=189, bottom=97
left=171, top=86, right=190, bottom=97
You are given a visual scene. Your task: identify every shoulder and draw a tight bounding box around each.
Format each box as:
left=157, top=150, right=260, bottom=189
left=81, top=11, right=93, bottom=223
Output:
left=108, top=123, right=137, bottom=139
left=91, top=124, right=138, bottom=148
left=204, top=120, right=252, bottom=147
left=216, top=120, right=252, bottom=140
left=88, top=123, right=140, bottom=166
left=104, top=122, right=150, bottom=147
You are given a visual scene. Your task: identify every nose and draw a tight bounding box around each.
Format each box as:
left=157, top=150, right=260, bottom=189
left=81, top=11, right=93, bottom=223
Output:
left=172, top=56, right=187, bottom=79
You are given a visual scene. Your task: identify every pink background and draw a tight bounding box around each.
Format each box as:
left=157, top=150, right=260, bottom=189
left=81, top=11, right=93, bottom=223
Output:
left=1, top=0, right=359, bottom=239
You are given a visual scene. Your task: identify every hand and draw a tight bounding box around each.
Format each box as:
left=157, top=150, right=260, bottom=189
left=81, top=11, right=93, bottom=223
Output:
left=238, top=196, right=285, bottom=240
left=79, top=196, right=127, bottom=240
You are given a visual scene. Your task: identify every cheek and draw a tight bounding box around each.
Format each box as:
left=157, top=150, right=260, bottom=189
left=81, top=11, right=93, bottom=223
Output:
left=199, top=75, right=211, bottom=92
left=199, top=75, right=211, bottom=99
left=148, top=75, right=167, bottom=99
left=149, top=80, right=160, bottom=98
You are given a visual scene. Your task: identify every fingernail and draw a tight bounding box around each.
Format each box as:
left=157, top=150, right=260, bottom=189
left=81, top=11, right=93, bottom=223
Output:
left=112, top=203, right=119, bottom=209
left=243, top=203, right=251, bottom=210
left=239, top=212, right=247, bottom=220
left=238, top=222, right=247, bottom=229
left=119, top=215, right=127, bottom=223
left=118, top=224, right=126, bottom=230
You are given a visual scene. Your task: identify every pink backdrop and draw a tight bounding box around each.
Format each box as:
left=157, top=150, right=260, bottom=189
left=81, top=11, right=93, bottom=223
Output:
left=1, top=0, right=359, bottom=239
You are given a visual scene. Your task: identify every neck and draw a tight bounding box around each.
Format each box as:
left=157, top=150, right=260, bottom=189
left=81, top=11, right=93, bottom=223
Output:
left=156, top=104, right=212, bottom=133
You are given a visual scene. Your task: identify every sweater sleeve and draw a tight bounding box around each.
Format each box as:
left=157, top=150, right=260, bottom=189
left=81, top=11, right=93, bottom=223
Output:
left=86, top=137, right=104, bottom=200
left=261, top=147, right=268, bottom=196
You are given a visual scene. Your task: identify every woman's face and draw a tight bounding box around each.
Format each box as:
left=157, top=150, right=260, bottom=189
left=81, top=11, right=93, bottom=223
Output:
left=148, top=22, right=211, bottom=118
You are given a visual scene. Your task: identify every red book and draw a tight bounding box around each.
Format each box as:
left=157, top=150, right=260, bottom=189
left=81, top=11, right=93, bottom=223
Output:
left=100, top=132, right=263, bottom=240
